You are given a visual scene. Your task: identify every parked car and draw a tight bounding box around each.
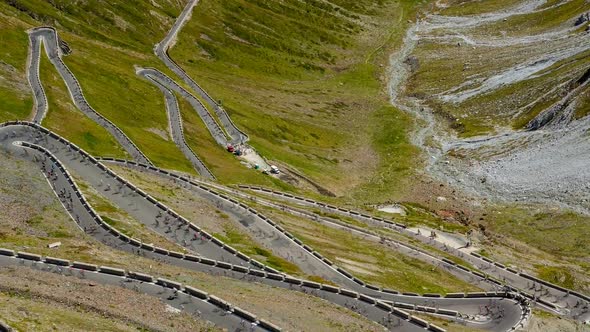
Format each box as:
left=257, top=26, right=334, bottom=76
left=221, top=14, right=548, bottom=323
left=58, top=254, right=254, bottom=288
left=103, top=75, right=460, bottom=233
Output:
left=270, top=165, right=280, bottom=174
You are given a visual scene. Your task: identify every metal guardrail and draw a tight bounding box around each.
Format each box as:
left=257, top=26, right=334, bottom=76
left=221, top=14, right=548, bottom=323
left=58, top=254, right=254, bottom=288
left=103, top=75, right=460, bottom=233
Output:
left=0, top=248, right=279, bottom=331
left=141, top=73, right=216, bottom=179
left=97, top=158, right=532, bottom=331
left=28, top=27, right=153, bottom=166
left=2, top=121, right=537, bottom=331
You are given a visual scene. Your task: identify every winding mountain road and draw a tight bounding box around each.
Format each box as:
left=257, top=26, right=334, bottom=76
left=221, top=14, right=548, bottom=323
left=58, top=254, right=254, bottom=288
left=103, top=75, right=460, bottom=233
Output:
left=13, top=18, right=533, bottom=329
left=0, top=122, right=437, bottom=332
left=0, top=252, right=272, bottom=332
left=26, top=29, right=48, bottom=124
left=239, top=186, right=590, bottom=324
left=98, top=159, right=534, bottom=332
left=8, top=0, right=588, bottom=330
left=154, top=0, right=248, bottom=145
left=137, top=67, right=228, bottom=146
left=0, top=121, right=536, bottom=331
left=137, top=68, right=215, bottom=179
left=26, top=27, right=152, bottom=165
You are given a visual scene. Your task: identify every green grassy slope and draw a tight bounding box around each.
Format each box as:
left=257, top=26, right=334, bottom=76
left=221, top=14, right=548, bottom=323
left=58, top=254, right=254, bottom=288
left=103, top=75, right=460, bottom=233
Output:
left=1, top=0, right=424, bottom=203
left=178, top=92, right=291, bottom=187
left=38, top=45, right=130, bottom=158
left=0, top=0, right=197, bottom=172
left=0, top=0, right=441, bottom=258
left=2, top=0, right=182, bottom=53
left=261, top=205, right=480, bottom=293
left=170, top=0, right=422, bottom=199
left=478, top=204, right=590, bottom=291
left=57, top=34, right=196, bottom=172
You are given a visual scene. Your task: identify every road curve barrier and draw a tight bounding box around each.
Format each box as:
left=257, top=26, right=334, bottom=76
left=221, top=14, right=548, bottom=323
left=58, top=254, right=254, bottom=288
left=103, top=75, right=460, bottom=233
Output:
left=26, top=27, right=152, bottom=166
left=3, top=126, right=450, bottom=331
left=138, top=67, right=228, bottom=146
left=3, top=122, right=534, bottom=330
left=0, top=248, right=278, bottom=331
left=137, top=69, right=215, bottom=179
left=94, top=158, right=532, bottom=331
left=239, top=185, right=588, bottom=317
left=154, top=0, right=248, bottom=145
left=25, top=29, right=49, bottom=124
left=5, top=123, right=263, bottom=271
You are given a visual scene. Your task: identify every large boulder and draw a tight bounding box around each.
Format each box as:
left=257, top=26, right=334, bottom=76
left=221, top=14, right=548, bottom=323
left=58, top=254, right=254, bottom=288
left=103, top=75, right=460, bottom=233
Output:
left=574, top=12, right=590, bottom=26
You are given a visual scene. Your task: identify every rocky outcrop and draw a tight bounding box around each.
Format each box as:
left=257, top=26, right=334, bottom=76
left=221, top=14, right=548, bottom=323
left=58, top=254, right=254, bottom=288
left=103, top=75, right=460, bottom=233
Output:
left=575, top=12, right=590, bottom=26
left=526, top=68, right=590, bottom=130
left=576, top=67, right=590, bottom=86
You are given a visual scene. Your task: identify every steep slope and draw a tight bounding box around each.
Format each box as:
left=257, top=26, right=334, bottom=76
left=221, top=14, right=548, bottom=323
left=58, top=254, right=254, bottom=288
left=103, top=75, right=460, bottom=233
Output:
left=1, top=0, right=426, bottom=200
left=169, top=0, right=422, bottom=197
left=0, top=146, right=383, bottom=331
left=391, top=0, right=590, bottom=211
left=389, top=0, right=590, bottom=293
left=3, top=1, right=590, bottom=328
left=0, top=0, right=202, bottom=171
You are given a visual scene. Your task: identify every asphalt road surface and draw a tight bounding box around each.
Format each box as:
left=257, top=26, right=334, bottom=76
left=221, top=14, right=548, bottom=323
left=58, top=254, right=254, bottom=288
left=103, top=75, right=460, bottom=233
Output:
left=242, top=186, right=590, bottom=324
left=137, top=69, right=215, bottom=179
left=26, top=27, right=152, bottom=165
left=0, top=122, right=534, bottom=331
left=154, top=0, right=248, bottom=145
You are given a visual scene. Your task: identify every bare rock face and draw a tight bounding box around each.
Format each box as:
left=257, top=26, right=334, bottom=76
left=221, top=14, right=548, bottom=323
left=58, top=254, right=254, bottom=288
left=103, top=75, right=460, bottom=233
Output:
left=526, top=68, right=590, bottom=131
left=58, top=38, right=72, bottom=55
left=574, top=12, right=589, bottom=26
left=576, top=67, right=590, bottom=86
left=0, top=319, right=14, bottom=332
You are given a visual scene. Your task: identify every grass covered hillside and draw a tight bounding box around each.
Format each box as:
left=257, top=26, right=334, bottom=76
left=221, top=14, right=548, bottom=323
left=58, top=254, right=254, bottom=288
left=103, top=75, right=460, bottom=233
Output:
left=0, top=0, right=198, bottom=171
left=0, top=0, right=186, bottom=123
left=170, top=0, right=423, bottom=199
left=1, top=0, right=426, bottom=203
left=3, top=2, right=590, bottom=329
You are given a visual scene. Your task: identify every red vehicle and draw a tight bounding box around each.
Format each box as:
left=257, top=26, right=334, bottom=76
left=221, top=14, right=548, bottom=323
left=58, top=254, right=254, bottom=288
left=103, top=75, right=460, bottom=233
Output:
left=227, top=144, right=234, bottom=153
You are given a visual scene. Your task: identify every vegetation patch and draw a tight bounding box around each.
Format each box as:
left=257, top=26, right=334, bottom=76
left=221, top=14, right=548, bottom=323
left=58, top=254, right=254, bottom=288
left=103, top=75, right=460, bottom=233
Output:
left=261, top=205, right=480, bottom=293
left=535, top=265, right=576, bottom=289
left=214, top=223, right=302, bottom=276
left=170, top=0, right=424, bottom=200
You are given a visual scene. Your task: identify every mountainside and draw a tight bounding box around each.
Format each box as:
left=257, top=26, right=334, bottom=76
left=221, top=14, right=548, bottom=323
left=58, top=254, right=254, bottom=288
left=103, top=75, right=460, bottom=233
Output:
left=1, top=0, right=422, bottom=198
left=1, top=0, right=590, bottom=331
left=396, top=0, right=590, bottom=213
left=390, top=0, right=590, bottom=303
